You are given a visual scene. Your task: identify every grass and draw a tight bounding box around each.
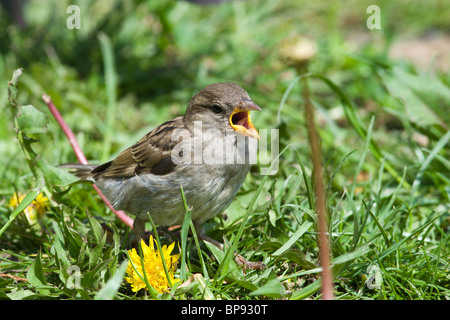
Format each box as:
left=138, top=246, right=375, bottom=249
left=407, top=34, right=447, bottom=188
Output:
left=1, top=0, right=449, bottom=300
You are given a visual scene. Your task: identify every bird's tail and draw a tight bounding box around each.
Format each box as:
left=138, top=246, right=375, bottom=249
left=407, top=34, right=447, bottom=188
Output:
left=58, top=163, right=97, bottom=182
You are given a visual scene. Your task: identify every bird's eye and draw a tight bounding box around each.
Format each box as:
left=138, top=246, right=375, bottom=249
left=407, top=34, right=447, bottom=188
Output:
left=211, top=104, right=223, bottom=114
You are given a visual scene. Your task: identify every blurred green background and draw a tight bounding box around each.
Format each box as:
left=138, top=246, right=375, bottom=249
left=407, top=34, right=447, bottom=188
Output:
left=1, top=0, right=449, bottom=164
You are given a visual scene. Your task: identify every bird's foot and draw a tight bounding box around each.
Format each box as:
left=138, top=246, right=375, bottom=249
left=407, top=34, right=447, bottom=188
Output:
left=234, top=254, right=266, bottom=271
left=194, top=222, right=266, bottom=271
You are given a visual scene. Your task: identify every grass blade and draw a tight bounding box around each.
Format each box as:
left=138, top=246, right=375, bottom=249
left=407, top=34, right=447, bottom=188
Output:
left=0, top=189, right=40, bottom=237
left=312, top=74, right=410, bottom=189
left=409, top=130, right=450, bottom=205
left=147, top=213, right=173, bottom=288
left=179, top=186, right=192, bottom=282
left=94, top=261, right=128, bottom=300
left=272, top=221, right=313, bottom=256
left=98, top=32, right=118, bottom=162
left=290, top=279, right=322, bottom=300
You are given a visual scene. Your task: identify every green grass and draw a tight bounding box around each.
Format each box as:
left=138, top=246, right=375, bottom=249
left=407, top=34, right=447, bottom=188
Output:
left=1, top=0, right=449, bottom=300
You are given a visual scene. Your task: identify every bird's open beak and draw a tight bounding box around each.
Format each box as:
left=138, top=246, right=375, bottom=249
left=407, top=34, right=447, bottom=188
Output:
left=229, top=98, right=261, bottom=140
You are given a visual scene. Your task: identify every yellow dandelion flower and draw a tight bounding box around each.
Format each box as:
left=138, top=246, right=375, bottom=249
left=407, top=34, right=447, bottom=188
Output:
left=125, top=236, right=180, bottom=293
left=8, top=192, right=49, bottom=225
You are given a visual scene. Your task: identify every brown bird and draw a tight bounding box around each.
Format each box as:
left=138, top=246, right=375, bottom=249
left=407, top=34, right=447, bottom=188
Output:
left=64, top=82, right=264, bottom=268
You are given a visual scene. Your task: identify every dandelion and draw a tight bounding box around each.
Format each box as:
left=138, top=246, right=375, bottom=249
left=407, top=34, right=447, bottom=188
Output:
left=8, top=192, right=49, bottom=225
left=125, top=236, right=180, bottom=293
left=279, top=35, right=317, bottom=72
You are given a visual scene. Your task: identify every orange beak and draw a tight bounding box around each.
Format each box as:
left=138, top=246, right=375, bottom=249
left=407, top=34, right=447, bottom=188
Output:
left=229, top=98, right=261, bottom=140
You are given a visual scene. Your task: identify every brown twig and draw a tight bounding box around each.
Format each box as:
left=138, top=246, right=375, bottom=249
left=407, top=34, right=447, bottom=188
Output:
left=279, top=36, right=334, bottom=299
left=42, top=93, right=134, bottom=229
left=302, top=77, right=334, bottom=300
left=0, top=273, right=28, bottom=282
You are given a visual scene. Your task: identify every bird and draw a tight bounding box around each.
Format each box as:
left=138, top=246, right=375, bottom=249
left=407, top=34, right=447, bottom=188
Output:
left=63, top=82, right=264, bottom=268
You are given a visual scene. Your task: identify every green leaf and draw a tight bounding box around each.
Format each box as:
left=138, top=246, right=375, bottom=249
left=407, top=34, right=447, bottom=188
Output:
left=86, top=211, right=105, bottom=244
left=193, top=273, right=216, bottom=300
left=15, top=105, right=48, bottom=135
left=204, top=240, right=243, bottom=282
left=6, top=289, right=36, bottom=300
left=81, top=259, right=112, bottom=288
left=51, top=224, right=70, bottom=268
left=290, top=279, right=322, bottom=300
left=94, top=261, right=128, bottom=300
left=37, top=161, right=79, bottom=187
left=62, top=220, right=83, bottom=258
left=268, top=209, right=277, bottom=227
left=89, top=232, right=107, bottom=270
left=0, top=189, right=40, bottom=237
left=27, top=250, right=47, bottom=288
left=250, top=278, right=286, bottom=298
left=7, top=68, right=23, bottom=112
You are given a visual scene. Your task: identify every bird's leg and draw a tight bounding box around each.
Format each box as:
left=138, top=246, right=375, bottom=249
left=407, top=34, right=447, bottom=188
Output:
left=194, top=222, right=266, bottom=271
left=193, top=222, right=224, bottom=250
left=133, top=217, right=146, bottom=242
left=132, top=218, right=176, bottom=248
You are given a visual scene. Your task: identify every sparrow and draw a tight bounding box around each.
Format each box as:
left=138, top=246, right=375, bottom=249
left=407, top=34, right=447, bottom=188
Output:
left=65, top=83, right=262, bottom=247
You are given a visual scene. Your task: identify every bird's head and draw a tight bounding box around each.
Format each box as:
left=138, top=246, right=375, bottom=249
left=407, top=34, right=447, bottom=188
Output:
left=184, top=82, right=261, bottom=140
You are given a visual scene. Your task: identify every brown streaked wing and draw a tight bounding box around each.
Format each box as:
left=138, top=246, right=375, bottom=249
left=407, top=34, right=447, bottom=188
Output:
left=93, top=116, right=184, bottom=179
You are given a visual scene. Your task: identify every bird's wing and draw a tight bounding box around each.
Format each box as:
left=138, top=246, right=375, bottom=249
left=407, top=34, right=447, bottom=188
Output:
left=92, top=116, right=185, bottom=179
